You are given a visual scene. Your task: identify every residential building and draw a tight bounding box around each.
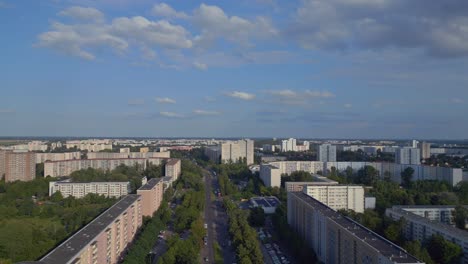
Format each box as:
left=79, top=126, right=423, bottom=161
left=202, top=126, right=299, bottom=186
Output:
left=35, top=152, right=81, bottom=164
left=318, top=144, right=336, bottom=162
left=296, top=141, right=310, bottom=152
left=165, top=158, right=181, bottom=180
left=420, top=142, right=431, bottom=159
left=412, top=140, right=419, bottom=148
left=44, top=157, right=164, bottom=177
left=120, top=148, right=130, bottom=153
left=259, top=164, right=282, bottom=188
left=5, top=152, right=36, bottom=182
left=260, top=161, right=463, bottom=187
left=386, top=206, right=468, bottom=264
left=288, top=191, right=423, bottom=264
left=49, top=180, right=131, bottom=198
left=250, top=196, right=280, bottom=214
left=0, top=150, right=9, bottom=178
left=66, top=139, right=113, bottom=152
left=303, top=185, right=365, bottom=213
left=395, top=147, right=420, bottom=165
left=205, top=139, right=254, bottom=165
left=281, top=138, right=297, bottom=152
left=87, top=151, right=170, bottom=159
left=389, top=205, right=467, bottom=226
left=38, top=195, right=143, bottom=264
left=262, top=144, right=276, bottom=152
left=285, top=179, right=339, bottom=192
left=137, top=178, right=164, bottom=217
left=140, top=147, right=149, bottom=153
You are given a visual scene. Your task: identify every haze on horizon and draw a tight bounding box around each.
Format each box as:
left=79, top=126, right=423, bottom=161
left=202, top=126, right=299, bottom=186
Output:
left=1, top=0, right=467, bottom=139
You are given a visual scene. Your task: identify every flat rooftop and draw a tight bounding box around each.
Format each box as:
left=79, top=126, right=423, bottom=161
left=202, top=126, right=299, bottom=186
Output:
left=138, top=178, right=162, bottom=190
left=251, top=196, right=280, bottom=208
left=166, top=159, right=180, bottom=165
left=291, top=192, right=423, bottom=264
left=387, top=207, right=468, bottom=240
left=40, top=195, right=140, bottom=264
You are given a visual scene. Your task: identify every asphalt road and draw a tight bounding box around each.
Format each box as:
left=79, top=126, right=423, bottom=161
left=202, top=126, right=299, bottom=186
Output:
left=201, top=170, right=216, bottom=263
left=201, top=168, right=236, bottom=264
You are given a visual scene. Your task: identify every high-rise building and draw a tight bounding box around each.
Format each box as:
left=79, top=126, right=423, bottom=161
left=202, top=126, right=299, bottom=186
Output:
left=205, top=139, right=254, bottom=165
left=288, top=191, right=423, bottom=264
left=304, top=185, right=365, bottom=213
left=318, top=144, right=336, bottom=162
left=420, top=142, right=431, bottom=159
left=395, top=147, right=420, bottom=165
left=137, top=178, right=164, bottom=217
left=49, top=180, right=131, bottom=198
left=35, top=152, right=81, bottom=164
left=411, top=139, right=419, bottom=148
left=281, top=138, right=297, bottom=152
left=38, top=195, right=143, bottom=264
left=5, top=152, right=36, bottom=182
left=262, top=144, right=276, bottom=152
left=0, top=150, right=9, bottom=179
left=165, top=159, right=181, bottom=180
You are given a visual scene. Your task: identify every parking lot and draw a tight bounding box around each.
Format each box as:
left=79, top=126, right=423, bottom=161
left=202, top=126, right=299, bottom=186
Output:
left=257, top=227, right=291, bottom=264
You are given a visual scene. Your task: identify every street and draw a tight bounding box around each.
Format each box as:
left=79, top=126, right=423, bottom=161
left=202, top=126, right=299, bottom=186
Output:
left=201, top=168, right=236, bottom=264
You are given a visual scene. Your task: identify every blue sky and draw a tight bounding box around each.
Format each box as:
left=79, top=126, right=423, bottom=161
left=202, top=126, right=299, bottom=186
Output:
left=1, top=0, right=468, bottom=139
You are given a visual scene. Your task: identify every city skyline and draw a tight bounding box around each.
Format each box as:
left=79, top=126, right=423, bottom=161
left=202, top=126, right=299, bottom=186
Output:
left=1, top=1, right=468, bottom=138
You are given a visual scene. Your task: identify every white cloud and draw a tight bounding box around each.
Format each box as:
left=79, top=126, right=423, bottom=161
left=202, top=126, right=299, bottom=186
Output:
left=304, top=90, right=335, bottom=98
left=59, top=6, right=105, bottom=22
left=151, top=3, right=188, bottom=19
left=192, top=3, right=277, bottom=48
left=267, top=89, right=297, bottom=97
left=287, top=0, right=468, bottom=57
left=344, top=103, right=353, bottom=108
left=451, top=98, right=464, bottom=104
left=159, top=111, right=184, bottom=118
left=193, top=61, right=207, bottom=70
left=193, top=109, right=221, bottom=115
left=225, top=91, right=256, bottom=100
left=37, top=8, right=192, bottom=60
left=128, top=99, right=145, bottom=105
left=155, top=97, right=176, bottom=104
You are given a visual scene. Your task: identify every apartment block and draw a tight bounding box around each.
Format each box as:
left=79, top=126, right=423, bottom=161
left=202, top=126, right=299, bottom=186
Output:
left=285, top=179, right=339, bottom=192
left=288, top=191, right=423, bottom=264
left=38, top=195, right=142, bottom=264
left=44, top=157, right=164, bottom=177
left=87, top=151, right=170, bottom=159
left=386, top=206, right=468, bottom=264
left=281, top=138, right=297, bottom=152
left=66, top=140, right=113, bottom=152
left=318, top=144, right=337, bottom=162
left=35, top=152, right=81, bottom=164
left=260, top=161, right=463, bottom=187
left=49, top=180, right=131, bottom=198
left=5, top=152, right=36, bottom=182
left=205, top=139, right=254, bottom=165
left=165, top=158, right=181, bottom=181
left=392, top=205, right=468, bottom=226
left=0, top=150, right=8, bottom=178
left=304, top=185, right=365, bottom=213
left=420, top=142, right=431, bottom=159
left=137, top=178, right=164, bottom=217
left=395, top=147, right=421, bottom=165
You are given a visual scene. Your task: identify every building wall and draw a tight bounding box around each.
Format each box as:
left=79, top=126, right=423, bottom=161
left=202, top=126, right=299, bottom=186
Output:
left=304, top=185, right=365, bottom=213
left=5, top=152, right=36, bottom=182
left=35, top=152, right=81, bottom=164
left=49, top=181, right=131, bottom=198
left=137, top=179, right=164, bottom=217
left=44, top=158, right=165, bottom=177
left=0, top=150, right=8, bottom=178
left=386, top=207, right=468, bottom=264
left=318, top=144, right=337, bottom=162
left=165, top=159, right=181, bottom=180
left=288, top=192, right=423, bottom=264
left=206, top=139, right=254, bottom=165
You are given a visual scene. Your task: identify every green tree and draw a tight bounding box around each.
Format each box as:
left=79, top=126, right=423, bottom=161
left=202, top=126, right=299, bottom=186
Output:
left=356, top=165, right=379, bottom=185
left=249, top=207, right=265, bottom=227
left=453, top=205, right=468, bottom=230
left=401, top=167, right=414, bottom=188
left=427, top=235, right=463, bottom=264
